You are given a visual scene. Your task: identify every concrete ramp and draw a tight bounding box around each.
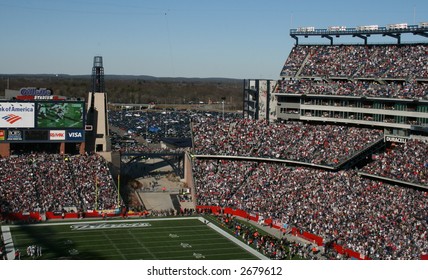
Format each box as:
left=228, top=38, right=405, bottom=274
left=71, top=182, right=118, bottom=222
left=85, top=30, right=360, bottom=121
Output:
left=138, top=192, right=175, bottom=211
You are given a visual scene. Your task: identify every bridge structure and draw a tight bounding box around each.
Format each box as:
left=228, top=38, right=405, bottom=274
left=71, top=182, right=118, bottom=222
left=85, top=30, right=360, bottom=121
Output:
left=120, top=151, right=185, bottom=179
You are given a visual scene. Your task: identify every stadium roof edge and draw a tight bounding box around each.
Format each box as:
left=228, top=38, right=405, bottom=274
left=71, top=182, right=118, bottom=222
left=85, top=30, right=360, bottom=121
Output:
left=290, top=23, right=428, bottom=45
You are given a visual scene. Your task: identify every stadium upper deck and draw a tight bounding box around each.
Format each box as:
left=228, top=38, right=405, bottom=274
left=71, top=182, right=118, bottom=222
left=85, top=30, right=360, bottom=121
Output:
left=244, top=23, right=428, bottom=138
left=279, top=44, right=428, bottom=81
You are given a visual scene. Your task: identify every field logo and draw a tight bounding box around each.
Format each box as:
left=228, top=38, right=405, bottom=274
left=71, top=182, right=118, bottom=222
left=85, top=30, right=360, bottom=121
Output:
left=2, top=114, right=22, bottom=124
left=70, top=222, right=152, bottom=231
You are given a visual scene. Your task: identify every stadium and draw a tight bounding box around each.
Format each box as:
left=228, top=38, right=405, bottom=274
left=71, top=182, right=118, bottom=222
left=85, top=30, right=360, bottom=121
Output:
left=1, top=22, right=428, bottom=261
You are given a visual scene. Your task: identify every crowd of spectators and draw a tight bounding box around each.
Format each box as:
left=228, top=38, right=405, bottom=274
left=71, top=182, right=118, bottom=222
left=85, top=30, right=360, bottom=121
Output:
left=279, top=45, right=310, bottom=77
left=2, top=102, right=426, bottom=261
left=193, top=159, right=428, bottom=260
left=0, top=153, right=118, bottom=213
left=192, top=118, right=383, bottom=167
left=362, top=139, right=428, bottom=186
left=275, top=79, right=428, bottom=99
left=280, top=44, right=428, bottom=80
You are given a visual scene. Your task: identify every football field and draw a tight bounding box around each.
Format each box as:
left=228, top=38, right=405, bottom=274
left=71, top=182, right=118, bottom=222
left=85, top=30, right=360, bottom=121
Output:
left=3, top=217, right=266, bottom=260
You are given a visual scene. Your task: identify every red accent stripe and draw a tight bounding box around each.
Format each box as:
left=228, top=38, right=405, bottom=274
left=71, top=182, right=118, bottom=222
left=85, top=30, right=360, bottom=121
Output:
left=7, top=115, right=22, bottom=124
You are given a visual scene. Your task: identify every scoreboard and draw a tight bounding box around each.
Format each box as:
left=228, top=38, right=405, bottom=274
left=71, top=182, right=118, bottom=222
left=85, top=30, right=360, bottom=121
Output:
left=0, top=101, right=85, bottom=143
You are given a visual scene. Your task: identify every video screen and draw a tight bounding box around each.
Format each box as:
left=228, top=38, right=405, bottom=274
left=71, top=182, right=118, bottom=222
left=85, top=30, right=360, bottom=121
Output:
left=36, top=102, right=84, bottom=129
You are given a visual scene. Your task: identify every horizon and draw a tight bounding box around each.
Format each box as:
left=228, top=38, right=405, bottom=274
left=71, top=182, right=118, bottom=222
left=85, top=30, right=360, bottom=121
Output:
left=0, top=73, right=244, bottom=81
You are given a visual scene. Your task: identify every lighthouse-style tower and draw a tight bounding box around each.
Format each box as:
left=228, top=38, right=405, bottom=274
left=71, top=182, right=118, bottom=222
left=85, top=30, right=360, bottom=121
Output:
left=92, top=56, right=105, bottom=93
left=86, top=56, right=110, bottom=153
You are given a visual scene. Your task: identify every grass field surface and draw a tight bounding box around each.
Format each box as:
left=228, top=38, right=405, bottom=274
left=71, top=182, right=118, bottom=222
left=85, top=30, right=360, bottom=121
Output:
left=4, top=217, right=265, bottom=260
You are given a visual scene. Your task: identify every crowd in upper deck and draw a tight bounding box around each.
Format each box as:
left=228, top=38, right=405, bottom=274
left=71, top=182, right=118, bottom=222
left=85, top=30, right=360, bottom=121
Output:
left=277, top=44, right=428, bottom=99
left=280, top=44, right=428, bottom=79
left=192, top=118, right=383, bottom=167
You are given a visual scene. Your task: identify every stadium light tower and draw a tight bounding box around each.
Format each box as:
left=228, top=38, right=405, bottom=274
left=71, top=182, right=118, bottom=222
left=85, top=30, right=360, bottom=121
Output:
left=86, top=56, right=111, bottom=153
left=92, top=56, right=105, bottom=93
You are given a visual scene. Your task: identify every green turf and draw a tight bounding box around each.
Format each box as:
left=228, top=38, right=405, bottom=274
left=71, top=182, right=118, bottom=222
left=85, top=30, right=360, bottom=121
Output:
left=7, top=217, right=261, bottom=260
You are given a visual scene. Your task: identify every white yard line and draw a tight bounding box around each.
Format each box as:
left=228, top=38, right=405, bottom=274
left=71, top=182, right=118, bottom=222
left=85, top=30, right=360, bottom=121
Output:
left=102, top=231, right=127, bottom=260
left=127, top=229, right=157, bottom=259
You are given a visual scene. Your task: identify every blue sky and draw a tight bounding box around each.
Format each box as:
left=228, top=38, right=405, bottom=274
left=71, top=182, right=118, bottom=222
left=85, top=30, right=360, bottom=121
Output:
left=1, top=0, right=427, bottom=79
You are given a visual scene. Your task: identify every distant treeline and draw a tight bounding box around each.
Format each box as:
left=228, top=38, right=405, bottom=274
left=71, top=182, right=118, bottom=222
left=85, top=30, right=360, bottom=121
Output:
left=1, top=74, right=243, bottom=107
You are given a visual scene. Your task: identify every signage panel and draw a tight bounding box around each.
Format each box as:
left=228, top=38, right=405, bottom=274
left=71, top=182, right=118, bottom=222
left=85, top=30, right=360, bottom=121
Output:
left=7, top=130, right=23, bottom=141
left=49, top=130, right=66, bottom=140
left=66, top=129, right=85, bottom=141
left=24, top=130, right=49, bottom=141
left=0, top=103, right=35, bottom=128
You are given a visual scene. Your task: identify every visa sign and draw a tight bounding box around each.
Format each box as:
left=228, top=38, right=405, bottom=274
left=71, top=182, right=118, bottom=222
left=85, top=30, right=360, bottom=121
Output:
left=66, top=130, right=84, bottom=141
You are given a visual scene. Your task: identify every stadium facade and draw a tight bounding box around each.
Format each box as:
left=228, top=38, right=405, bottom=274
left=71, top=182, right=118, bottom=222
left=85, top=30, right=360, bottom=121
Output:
left=244, top=22, right=428, bottom=142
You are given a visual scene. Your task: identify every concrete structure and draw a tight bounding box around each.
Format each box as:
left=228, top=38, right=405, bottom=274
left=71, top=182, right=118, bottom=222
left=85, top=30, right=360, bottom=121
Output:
left=86, top=91, right=111, bottom=152
left=85, top=56, right=111, bottom=152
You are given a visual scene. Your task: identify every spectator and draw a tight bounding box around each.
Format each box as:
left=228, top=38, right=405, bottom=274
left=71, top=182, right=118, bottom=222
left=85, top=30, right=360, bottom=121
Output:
left=194, top=159, right=428, bottom=260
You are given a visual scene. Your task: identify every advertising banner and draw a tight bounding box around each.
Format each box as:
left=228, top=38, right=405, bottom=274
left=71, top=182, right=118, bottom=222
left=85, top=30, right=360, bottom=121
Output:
left=0, top=102, right=35, bottom=128
left=24, top=130, right=49, bottom=141
left=49, top=130, right=66, bottom=140
left=66, top=129, right=85, bottom=141
left=7, top=130, right=23, bottom=141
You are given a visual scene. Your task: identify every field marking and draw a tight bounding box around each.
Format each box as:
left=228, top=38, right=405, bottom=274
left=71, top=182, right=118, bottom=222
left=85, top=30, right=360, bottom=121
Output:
left=5, top=216, right=268, bottom=260
left=101, top=231, right=127, bottom=260
left=197, top=217, right=269, bottom=260
left=127, top=229, right=157, bottom=259
left=5, top=216, right=198, bottom=228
